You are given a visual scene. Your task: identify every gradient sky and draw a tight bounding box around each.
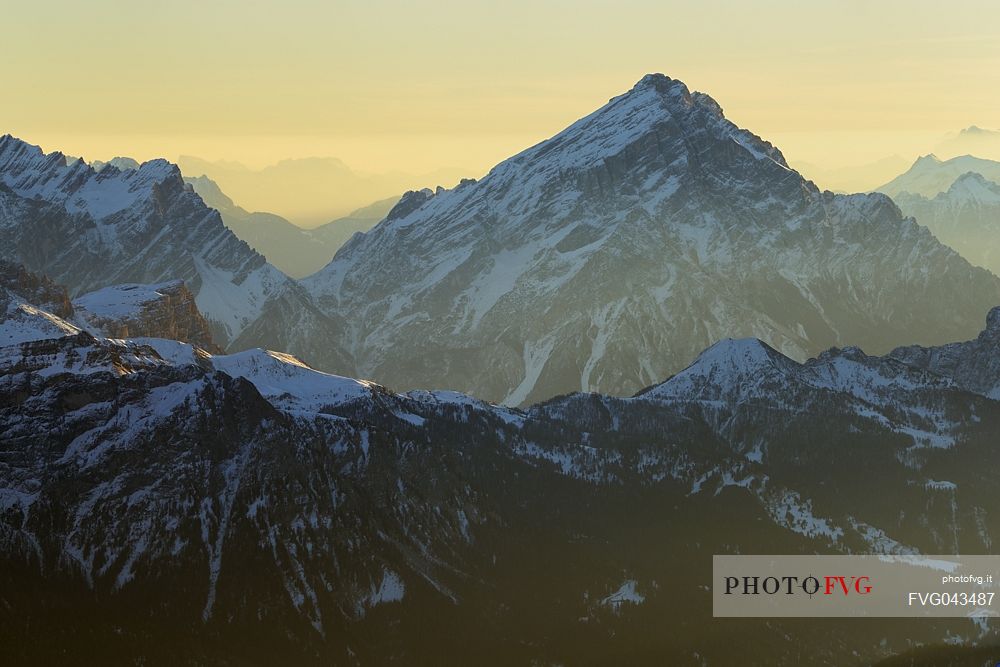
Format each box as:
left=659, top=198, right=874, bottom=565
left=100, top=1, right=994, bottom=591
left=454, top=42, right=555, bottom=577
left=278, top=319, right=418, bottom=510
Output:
left=5, top=0, right=1000, bottom=176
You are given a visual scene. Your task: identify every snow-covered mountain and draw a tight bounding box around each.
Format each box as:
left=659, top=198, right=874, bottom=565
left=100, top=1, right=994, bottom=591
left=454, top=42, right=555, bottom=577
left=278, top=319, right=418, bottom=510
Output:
left=187, top=174, right=396, bottom=278
left=4, top=271, right=1000, bottom=664
left=893, top=172, right=1000, bottom=274
left=301, top=74, right=1000, bottom=404
left=878, top=153, right=1000, bottom=198
left=0, top=134, right=310, bottom=348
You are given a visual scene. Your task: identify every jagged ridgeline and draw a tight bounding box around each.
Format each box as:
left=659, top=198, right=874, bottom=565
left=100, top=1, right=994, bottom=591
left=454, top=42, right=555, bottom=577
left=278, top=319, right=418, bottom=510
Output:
left=3, top=264, right=1000, bottom=663
left=4, top=74, right=1000, bottom=406
left=0, top=135, right=351, bottom=369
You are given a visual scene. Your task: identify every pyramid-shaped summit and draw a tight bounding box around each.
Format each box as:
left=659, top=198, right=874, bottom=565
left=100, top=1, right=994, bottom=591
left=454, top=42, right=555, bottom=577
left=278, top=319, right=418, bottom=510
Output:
left=289, top=74, right=1000, bottom=405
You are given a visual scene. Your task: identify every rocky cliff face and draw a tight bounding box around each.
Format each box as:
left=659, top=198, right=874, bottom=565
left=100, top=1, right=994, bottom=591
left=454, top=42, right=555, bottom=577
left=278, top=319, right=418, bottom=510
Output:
left=1, top=262, right=220, bottom=352
left=0, top=260, right=73, bottom=319
left=73, top=280, right=221, bottom=352
left=301, top=74, right=1000, bottom=404
left=2, top=286, right=1000, bottom=664
left=890, top=305, right=1000, bottom=398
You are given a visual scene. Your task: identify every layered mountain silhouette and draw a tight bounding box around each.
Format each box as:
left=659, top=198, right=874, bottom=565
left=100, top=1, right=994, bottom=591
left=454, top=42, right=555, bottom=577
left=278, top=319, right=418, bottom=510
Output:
left=9, top=48, right=1000, bottom=666
left=3, top=264, right=1000, bottom=664
left=186, top=175, right=396, bottom=278
left=935, top=125, right=1000, bottom=162
left=5, top=75, right=1000, bottom=409
left=878, top=153, right=1000, bottom=198
left=0, top=134, right=352, bottom=373
left=893, top=172, right=1000, bottom=275
left=177, top=154, right=465, bottom=226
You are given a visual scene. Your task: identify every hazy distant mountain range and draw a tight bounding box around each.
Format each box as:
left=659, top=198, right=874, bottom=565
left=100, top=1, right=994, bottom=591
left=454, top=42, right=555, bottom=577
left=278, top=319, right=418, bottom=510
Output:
left=877, top=153, right=1000, bottom=198
left=892, top=172, right=1000, bottom=275
left=876, top=154, right=1000, bottom=277
left=4, top=262, right=1000, bottom=664
left=790, top=154, right=911, bottom=193
left=185, top=175, right=396, bottom=278
left=177, top=154, right=467, bottom=226
left=935, top=125, right=1000, bottom=162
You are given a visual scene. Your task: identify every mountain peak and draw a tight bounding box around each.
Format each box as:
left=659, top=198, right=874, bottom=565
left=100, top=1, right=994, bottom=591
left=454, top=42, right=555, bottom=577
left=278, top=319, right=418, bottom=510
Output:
left=631, top=72, right=688, bottom=95
left=913, top=154, right=941, bottom=167
left=944, top=171, right=1000, bottom=203
left=640, top=338, right=797, bottom=401
left=960, top=125, right=997, bottom=136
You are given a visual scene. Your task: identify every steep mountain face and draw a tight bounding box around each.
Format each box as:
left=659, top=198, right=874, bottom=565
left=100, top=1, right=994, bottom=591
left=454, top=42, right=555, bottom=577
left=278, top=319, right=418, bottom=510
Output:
left=878, top=153, right=1000, bottom=198
left=0, top=134, right=311, bottom=348
left=3, top=288, right=1000, bottom=664
left=0, top=262, right=81, bottom=345
left=893, top=172, right=1000, bottom=274
left=187, top=175, right=395, bottom=278
left=303, top=74, right=1000, bottom=405
left=0, top=260, right=73, bottom=319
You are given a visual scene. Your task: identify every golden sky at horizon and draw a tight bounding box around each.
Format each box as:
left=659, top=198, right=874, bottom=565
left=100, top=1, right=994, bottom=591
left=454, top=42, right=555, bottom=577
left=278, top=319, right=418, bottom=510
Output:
left=4, top=0, right=1000, bottom=179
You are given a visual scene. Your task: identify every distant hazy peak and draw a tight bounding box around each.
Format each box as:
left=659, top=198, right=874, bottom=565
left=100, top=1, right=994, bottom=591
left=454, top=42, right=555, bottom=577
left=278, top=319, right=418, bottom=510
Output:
left=912, top=153, right=941, bottom=167
left=960, top=125, right=999, bottom=136
left=945, top=171, right=1000, bottom=200
left=184, top=174, right=238, bottom=211
left=93, top=156, right=142, bottom=172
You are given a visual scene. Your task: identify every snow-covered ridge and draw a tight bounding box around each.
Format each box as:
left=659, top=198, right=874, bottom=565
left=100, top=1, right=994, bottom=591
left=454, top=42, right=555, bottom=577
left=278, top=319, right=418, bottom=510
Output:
left=0, top=134, right=307, bottom=347
left=641, top=336, right=956, bottom=403
left=355, top=74, right=792, bottom=239
left=2, top=321, right=376, bottom=414
left=933, top=172, right=1000, bottom=205
left=0, top=134, right=179, bottom=220
left=209, top=347, right=376, bottom=412
left=1, top=268, right=373, bottom=413
left=1, top=298, right=82, bottom=346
